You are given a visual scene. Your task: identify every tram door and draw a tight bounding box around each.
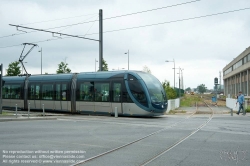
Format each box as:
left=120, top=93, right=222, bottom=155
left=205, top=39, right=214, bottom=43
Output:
left=54, top=83, right=69, bottom=111
left=111, top=82, right=123, bottom=115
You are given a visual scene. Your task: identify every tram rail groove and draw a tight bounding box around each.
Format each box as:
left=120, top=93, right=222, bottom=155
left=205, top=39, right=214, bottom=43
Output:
left=140, top=100, right=214, bottom=166
left=71, top=107, right=198, bottom=166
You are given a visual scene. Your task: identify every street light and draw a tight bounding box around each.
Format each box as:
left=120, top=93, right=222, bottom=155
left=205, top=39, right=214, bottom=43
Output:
left=174, top=67, right=183, bottom=98
left=95, top=58, right=98, bottom=72
left=124, top=50, right=129, bottom=70
left=165, top=59, right=175, bottom=89
left=38, top=48, right=42, bottom=75
left=180, top=68, right=184, bottom=90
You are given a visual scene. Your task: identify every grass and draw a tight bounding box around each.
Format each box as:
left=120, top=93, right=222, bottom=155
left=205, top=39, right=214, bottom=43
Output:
left=0, top=111, right=12, bottom=116
left=180, top=94, right=202, bottom=107
left=245, top=106, right=250, bottom=113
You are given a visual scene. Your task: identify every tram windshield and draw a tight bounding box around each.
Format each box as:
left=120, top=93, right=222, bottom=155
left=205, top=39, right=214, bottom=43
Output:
left=137, top=72, right=167, bottom=105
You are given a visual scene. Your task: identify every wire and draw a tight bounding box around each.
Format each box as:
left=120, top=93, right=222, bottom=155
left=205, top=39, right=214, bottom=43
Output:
left=20, top=13, right=97, bottom=25
left=0, top=0, right=201, bottom=39
left=83, top=7, right=250, bottom=36
left=0, top=15, right=98, bottom=39
left=0, top=7, right=249, bottom=49
left=104, top=0, right=201, bottom=20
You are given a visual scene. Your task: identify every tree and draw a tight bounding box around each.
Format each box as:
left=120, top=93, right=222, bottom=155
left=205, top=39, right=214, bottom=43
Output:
left=197, top=84, right=207, bottom=94
left=98, top=58, right=109, bottom=71
left=56, top=62, right=71, bottom=74
left=142, top=65, right=151, bottom=74
left=185, top=87, right=191, bottom=92
left=162, top=80, right=177, bottom=99
left=6, top=61, right=21, bottom=76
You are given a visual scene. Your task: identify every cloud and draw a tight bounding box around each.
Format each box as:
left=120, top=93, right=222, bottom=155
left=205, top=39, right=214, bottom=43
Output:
left=1, top=0, right=250, bottom=89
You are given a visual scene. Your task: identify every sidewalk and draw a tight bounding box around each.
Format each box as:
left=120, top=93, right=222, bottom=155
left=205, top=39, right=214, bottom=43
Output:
left=0, top=110, right=60, bottom=122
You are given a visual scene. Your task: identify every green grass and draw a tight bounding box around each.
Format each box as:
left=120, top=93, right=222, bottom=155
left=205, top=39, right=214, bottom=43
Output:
left=0, top=111, right=12, bottom=116
left=245, top=106, right=250, bottom=113
left=180, top=94, right=202, bottom=107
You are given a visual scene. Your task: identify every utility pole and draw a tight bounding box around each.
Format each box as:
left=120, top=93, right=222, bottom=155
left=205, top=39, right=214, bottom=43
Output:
left=99, top=9, right=103, bottom=71
left=0, top=64, right=2, bottom=114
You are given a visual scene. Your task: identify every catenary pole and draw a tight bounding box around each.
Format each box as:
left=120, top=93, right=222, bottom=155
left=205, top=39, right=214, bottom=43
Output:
left=99, top=9, right=103, bottom=71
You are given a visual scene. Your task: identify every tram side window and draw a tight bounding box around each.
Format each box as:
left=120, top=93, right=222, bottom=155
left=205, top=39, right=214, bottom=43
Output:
left=95, top=82, right=109, bottom=102
left=62, top=84, right=67, bottom=100
left=55, top=84, right=61, bottom=100
left=55, top=83, right=68, bottom=101
left=122, top=86, right=132, bottom=103
left=128, top=74, right=148, bottom=107
left=29, top=84, right=40, bottom=99
left=42, top=84, right=53, bottom=100
left=113, top=83, right=121, bottom=102
left=2, top=84, right=21, bottom=99
left=2, top=85, right=10, bottom=99
left=79, top=82, right=94, bottom=101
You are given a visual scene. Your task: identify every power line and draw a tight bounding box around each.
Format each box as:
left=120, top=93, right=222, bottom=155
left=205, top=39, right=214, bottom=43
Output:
left=0, top=15, right=98, bottom=39
left=0, top=7, right=249, bottom=49
left=20, top=13, right=97, bottom=25
left=0, top=0, right=201, bottom=39
left=104, top=0, right=201, bottom=20
left=84, top=7, right=250, bottom=36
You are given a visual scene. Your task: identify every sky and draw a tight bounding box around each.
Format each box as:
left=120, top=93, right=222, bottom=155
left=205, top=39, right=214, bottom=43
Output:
left=0, top=0, right=250, bottom=89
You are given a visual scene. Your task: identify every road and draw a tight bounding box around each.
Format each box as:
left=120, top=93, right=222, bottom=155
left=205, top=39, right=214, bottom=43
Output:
left=0, top=106, right=249, bottom=166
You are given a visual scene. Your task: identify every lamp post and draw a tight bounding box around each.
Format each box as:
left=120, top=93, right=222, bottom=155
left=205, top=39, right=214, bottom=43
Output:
left=38, top=48, right=42, bottom=75
left=165, top=59, right=175, bottom=89
left=124, top=50, right=129, bottom=70
left=174, top=67, right=184, bottom=98
left=180, top=68, right=184, bottom=89
left=95, top=59, right=98, bottom=72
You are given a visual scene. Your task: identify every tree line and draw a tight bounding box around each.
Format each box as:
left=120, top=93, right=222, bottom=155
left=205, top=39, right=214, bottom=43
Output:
left=4, top=59, right=109, bottom=76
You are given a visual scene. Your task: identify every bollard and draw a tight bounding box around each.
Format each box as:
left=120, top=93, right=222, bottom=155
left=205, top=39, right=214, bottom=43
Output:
left=231, top=109, right=233, bottom=116
left=16, top=104, right=17, bottom=118
left=28, top=103, right=30, bottom=118
left=115, top=107, right=118, bottom=118
left=42, top=104, right=45, bottom=117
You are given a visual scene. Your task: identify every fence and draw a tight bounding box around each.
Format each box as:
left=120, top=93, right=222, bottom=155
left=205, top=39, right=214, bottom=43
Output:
left=166, top=98, right=180, bottom=112
left=226, top=97, right=250, bottom=111
left=226, top=98, right=237, bottom=111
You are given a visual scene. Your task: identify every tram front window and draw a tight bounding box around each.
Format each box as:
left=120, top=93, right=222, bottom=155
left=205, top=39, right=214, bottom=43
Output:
left=137, top=72, right=167, bottom=109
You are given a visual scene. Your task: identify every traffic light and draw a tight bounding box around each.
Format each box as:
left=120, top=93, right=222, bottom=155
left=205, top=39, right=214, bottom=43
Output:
left=214, top=77, right=218, bottom=85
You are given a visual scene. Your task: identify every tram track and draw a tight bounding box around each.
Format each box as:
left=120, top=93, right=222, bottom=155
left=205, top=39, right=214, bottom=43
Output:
left=140, top=100, right=214, bottom=165
left=71, top=105, right=199, bottom=166
left=71, top=101, right=214, bottom=166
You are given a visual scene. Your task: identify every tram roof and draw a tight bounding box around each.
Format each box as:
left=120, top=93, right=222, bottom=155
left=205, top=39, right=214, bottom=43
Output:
left=77, top=70, right=145, bottom=79
left=28, top=73, right=73, bottom=82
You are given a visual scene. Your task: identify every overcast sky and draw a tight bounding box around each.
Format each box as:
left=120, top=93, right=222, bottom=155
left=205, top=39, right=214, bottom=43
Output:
left=1, top=0, right=250, bottom=89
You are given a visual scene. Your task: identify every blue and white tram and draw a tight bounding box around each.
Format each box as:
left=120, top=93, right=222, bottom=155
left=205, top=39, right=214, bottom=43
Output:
left=2, top=71, right=168, bottom=116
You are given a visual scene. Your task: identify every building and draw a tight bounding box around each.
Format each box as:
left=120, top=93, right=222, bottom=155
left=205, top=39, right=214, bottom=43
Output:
left=223, top=46, right=250, bottom=97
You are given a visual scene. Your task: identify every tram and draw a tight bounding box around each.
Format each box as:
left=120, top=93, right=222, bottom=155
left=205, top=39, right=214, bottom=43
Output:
left=2, top=71, right=168, bottom=116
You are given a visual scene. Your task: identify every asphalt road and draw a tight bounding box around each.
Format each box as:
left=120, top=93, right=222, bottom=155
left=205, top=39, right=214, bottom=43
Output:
left=0, top=106, right=249, bottom=166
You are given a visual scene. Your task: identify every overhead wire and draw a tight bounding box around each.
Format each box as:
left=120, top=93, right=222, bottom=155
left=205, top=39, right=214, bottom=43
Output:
left=0, top=14, right=98, bottom=39
left=20, top=13, right=97, bottom=25
left=0, top=0, right=201, bottom=39
left=0, top=6, right=249, bottom=49
left=83, top=7, right=250, bottom=36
